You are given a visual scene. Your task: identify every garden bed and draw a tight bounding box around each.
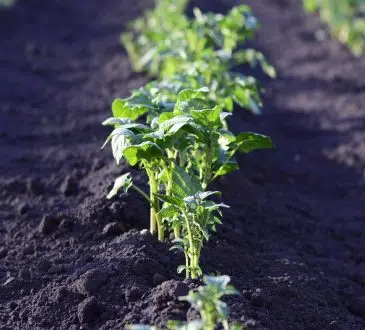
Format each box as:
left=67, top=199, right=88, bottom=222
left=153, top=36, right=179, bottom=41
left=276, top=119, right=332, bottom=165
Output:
left=1, top=0, right=365, bottom=329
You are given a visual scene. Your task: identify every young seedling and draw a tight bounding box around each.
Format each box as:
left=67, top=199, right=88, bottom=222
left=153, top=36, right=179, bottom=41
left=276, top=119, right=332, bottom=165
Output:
left=127, top=275, right=243, bottom=330
left=158, top=191, right=229, bottom=279
left=178, top=275, right=241, bottom=330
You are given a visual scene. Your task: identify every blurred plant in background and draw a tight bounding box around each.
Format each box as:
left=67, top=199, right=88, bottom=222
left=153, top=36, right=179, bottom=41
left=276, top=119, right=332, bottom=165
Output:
left=303, top=0, right=365, bottom=56
left=0, top=0, right=15, bottom=7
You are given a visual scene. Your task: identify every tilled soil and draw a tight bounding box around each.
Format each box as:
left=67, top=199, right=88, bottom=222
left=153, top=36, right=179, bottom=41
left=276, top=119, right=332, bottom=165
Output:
left=1, top=0, right=365, bottom=329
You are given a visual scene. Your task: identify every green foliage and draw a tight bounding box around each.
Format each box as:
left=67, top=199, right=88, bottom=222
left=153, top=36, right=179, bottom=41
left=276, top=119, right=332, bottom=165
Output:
left=122, top=1, right=275, bottom=114
left=303, top=0, right=365, bottom=56
left=128, top=276, right=244, bottom=330
left=103, top=89, right=273, bottom=245
left=102, top=0, right=275, bottom=278
left=158, top=191, right=228, bottom=279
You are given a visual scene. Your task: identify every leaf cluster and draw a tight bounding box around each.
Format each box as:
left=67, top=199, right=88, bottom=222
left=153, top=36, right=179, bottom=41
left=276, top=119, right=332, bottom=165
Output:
left=122, top=1, right=275, bottom=114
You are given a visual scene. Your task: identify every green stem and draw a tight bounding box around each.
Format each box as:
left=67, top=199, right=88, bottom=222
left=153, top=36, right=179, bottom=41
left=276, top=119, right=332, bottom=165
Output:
left=147, top=168, right=164, bottom=241
left=202, top=135, right=214, bottom=190
left=201, top=308, right=215, bottom=330
left=183, top=211, right=197, bottom=279
left=184, top=251, right=190, bottom=279
left=162, top=160, right=174, bottom=197
left=174, top=224, right=181, bottom=239
left=131, top=184, right=151, bottom=203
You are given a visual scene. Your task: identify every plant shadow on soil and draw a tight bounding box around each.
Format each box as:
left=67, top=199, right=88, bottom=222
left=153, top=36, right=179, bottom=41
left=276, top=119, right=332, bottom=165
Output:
left=0, top=0, right=365, bottom=329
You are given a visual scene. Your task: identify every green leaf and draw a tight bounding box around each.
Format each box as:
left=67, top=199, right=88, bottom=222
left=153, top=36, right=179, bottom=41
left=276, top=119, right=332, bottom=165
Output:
left=103, top=127, right=136, bottom=164
left=204, top=202, right=230, bottom=212
left=194, top=191, right=221, bottom=200
left=172, top=166, right=202, bottom=198
left=203, top=275, right=231, bottom=288
left=190, top=105, right=222, bottom=127
left=214, top=161, right=239, bottom=178
left=102, top=117, right=132, bottom=126
left=112, top=91, right=157, bottom=120
left=159, top=115, right=195, bottom=135
left=174, top=88, right=214, bottom=114
left=156, top=194, right=184, bottom=208
left=158, top=112, right=174, bottom=124
left=123, top=141, right=163, bottom=166
left=107, top=173, right=132, bottom=199
left=158, top=204, right=179, bottom=218
left=233, top=132, right=274, bottom=153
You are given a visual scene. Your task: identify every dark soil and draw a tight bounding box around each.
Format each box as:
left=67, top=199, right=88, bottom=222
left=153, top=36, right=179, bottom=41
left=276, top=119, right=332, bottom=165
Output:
left=1, top=0, right=365, bottom=329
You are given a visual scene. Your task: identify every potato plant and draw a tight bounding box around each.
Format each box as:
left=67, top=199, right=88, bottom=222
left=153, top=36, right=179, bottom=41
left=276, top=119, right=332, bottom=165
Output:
left=102, top=0, right=274, bottom=278
left=103, top=88, right=273, bottom=243
left=128, top=275, right=243, bottom=330
left=303, top=0, right=365, bottom=56
left=158, top=191, right=229, bottom=279
left=122, top=2, right=275, bottom=114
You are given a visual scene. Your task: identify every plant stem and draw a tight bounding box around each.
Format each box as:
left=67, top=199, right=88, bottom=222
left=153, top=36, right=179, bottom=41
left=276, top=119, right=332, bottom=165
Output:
left=147, top=168, right=164, bottom=241
left=131, top=184, right=151, bottom=203
left=174, top=224, right=181, bottom=239
left=184, top=251, right=190, bottom=279
left=202, top=135, right=214, bottom=190
left=183, top=210, right=197, bottom=279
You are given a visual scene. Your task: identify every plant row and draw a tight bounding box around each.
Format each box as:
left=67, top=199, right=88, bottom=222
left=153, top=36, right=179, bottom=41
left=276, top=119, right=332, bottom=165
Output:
left=303, top=0, right=365, bottom=56
left=102, top=0, right=274, bottom=280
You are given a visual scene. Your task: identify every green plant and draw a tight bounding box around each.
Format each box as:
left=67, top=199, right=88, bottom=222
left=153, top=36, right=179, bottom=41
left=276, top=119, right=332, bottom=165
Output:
left=122, top=2, right=275, bottom=114
left=102, top=0, right=274, bottom=280
left=158, top=191, right=228, bottom=279
left=103, top=88, right=273, bottom=244
left=303, top=0, right=365, bottom=56
left=128, top=275, right=243, bottom=330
